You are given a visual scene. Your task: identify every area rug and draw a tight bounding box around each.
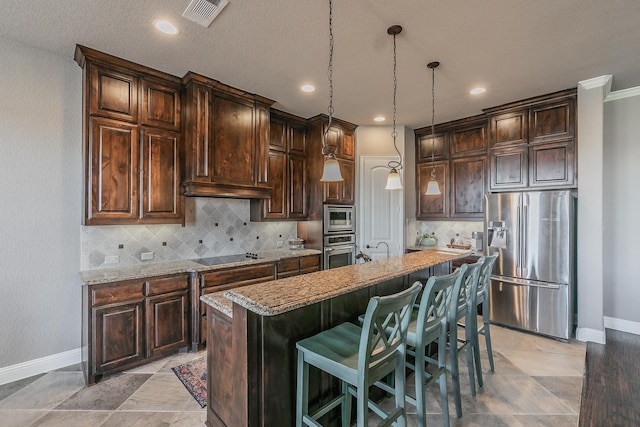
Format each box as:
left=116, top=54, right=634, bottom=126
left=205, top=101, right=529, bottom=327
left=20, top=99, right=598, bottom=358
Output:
left=172, top=357, right=207, bottom=408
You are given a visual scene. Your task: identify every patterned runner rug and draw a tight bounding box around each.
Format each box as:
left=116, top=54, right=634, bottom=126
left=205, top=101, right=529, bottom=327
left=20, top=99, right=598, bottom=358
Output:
left=172, top=357, right=207, bottom=408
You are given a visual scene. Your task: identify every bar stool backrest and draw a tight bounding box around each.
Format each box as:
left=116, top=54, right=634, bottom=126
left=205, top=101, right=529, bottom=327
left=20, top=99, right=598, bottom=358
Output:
left=415, top=268, right=464, bottom=339
left=477, top=253, right=499, bottom=299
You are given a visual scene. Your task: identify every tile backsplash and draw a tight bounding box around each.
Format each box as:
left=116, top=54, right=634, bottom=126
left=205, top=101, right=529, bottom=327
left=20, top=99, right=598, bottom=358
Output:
left=406, top=219, right=483, bottom=247
left=81, top=198, right=297, bottom=270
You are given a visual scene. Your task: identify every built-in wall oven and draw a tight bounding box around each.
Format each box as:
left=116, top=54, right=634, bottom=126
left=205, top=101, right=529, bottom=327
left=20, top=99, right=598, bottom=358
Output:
left=324, top=205, right=355, bottom=234
left=324, top=233, right=356, bottom=270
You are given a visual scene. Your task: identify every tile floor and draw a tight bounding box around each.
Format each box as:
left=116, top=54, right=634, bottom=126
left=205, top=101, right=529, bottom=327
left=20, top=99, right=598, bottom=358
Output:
left=0, top=322, right=586, bottom=426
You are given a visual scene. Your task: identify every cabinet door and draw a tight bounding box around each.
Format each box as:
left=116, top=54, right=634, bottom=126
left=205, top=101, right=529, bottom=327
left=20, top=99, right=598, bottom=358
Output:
left=417, top=161, right=449, bottom=219
left=212, top=93, right=255, bottom=186
left=141, top=128, right=182, bottom=222
left=88, top=117, right=139, bottom=223
left=141, top=78, right=181, bottom=131
left=529, top=139, right=575, bottom=188
left=325, top=125, right=341, bottom=157
left=300, top=254, right=321, bottom=274
left=288, top=154, right=307, bottom=219
left=289, top=121, right=307, bottom=156
left=489, top=109, right=528, bottom=148
left=186, top=84, right=211, bottom=182
left=93, top=301, right=144, bottom=374
left=325, top=160, right=354, bottom=204
left=146, top=291, right=189, bottom=357
left=255, top=104, right=270, bottom=185
left=417, top=132, right=448, bottom=161
left=451, top=156, right=486, bottom=218
left=264, top=151, right=287, bottom=219
left=530, top=98, right=575, bottom=143
left=450, top=122, right=488, bottom=158
left=269, top=117, right=287, bottom=152
left=277, top=257, right=300, bottom=279
left=490, top=146, right=528, bottom=191
left=89, top=64, right=138, bottom=122
left=340, top=131, right=355, bottom=160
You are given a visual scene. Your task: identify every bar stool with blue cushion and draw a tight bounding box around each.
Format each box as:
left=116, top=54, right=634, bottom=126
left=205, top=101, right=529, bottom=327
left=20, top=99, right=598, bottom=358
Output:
left=449, top=260, right=483, bottom=418
left=475, top=253, right=499, bottom=372
left=295, top=282, right=422, bottom=427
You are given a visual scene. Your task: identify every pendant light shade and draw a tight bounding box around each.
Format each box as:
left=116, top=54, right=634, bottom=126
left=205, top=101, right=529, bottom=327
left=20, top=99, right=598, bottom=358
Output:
left=320, top=152, right=344, bottom=182
left=385, top=168, right=402, bottom=190
left=425, top=61, right=441, bottom=196
left=319, top=0, right=343, bottom=182
left=385, top=25, right=403, bottom=190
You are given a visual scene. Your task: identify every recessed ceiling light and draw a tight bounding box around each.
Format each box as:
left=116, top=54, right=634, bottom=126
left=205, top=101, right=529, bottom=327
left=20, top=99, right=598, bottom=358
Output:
left=470, top=87, right=486, bottom=95
left=154, top=20, right=178, bottom=35
left=374, top=116, right=386, bottom=122
left=301, top=85, right=315, bottom=92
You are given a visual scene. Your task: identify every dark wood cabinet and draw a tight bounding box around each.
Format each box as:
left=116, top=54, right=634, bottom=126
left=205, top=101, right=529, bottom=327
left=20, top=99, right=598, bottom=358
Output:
left=417, top=161, right=449, bottom=219
left=451, top=155, right=487, bottom=218
left=76, top=45, right=184, bottom=225
left=324, top=159, right=355, bottom=204
left=83, top=273, right=190, bottom=384
left=486, top=88, right=577, bottom=191
left=415, top=116, right=487, bottom=220
left=88, top=117, right=139, bottom=222
left=251, top=110, right=308, bottom=221
left=182, top=72, right=274, bottom=199
left=140, top=127, right=182, bottom=221
left=276, top=254, right=321, bottom=278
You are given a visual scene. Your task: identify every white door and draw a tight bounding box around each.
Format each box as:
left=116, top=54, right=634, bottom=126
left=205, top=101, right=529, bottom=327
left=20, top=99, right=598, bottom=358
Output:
left=359, top=156, right=404, bottom=261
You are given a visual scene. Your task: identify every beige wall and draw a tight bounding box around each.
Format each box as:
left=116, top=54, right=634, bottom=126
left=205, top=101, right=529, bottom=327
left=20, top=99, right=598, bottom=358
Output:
left=0, top=37, right=83, bottom=369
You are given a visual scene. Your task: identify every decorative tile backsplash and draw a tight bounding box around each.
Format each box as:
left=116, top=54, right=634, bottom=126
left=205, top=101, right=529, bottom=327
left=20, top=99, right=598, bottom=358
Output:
left=81, top=198, right=297, bottom=270
left=406, top=219, right=483, bottom=247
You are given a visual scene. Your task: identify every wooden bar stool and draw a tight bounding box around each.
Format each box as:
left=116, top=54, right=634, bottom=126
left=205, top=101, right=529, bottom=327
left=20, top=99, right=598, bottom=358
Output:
left=295, top=282, right=422, bottom=427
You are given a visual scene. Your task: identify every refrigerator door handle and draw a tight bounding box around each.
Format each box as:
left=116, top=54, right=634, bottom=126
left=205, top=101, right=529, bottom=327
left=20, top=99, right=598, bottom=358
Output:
left=491, top=275, right=562, bottom=289
left=516, top=205, right=521, bottom=276
left=521, top=205, right=528, bottom=277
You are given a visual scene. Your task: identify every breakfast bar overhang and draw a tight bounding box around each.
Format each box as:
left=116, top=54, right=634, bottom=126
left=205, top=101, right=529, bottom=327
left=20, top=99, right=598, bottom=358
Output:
left=200, top=249, right=471, bottom=427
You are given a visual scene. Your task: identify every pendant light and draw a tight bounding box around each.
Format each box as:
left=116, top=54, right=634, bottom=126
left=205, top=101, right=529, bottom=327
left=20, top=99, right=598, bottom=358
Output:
left=425, top=61, right=442, bottom=195
left=320, top=0, right=344, bottom=182
left=385, top=25, right=403, bottom=190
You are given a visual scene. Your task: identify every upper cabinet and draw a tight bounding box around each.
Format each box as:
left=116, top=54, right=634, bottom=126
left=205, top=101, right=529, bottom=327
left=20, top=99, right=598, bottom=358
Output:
left=251, top=110, right=308, bottom=221
left=415, top=115, right=488, bottom=221
left=182, top=72, right=274, bottom=199
left=75, top=45, right=183, bottom=225
left=305, top=115, right=358, bottom=219
left=485, top=89, right=576, bottom=191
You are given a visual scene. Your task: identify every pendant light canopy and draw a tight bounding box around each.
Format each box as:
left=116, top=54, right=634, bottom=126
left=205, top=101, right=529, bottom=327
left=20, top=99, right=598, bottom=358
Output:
left=385, top=25, right=404, bottom=190
left=425, top=61, right=442, bottom=195
left=320, top=0, right=343, bottom=182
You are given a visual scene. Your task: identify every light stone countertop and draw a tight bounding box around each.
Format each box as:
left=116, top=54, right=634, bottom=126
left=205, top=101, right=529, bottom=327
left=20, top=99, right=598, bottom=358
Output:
left=79, top=249, right=322, bottom=285
left=212, top=249, right=472, bottom=317
left=200, top=292, right=234, bottom=318
left=405, top=245, right=483, bottom=256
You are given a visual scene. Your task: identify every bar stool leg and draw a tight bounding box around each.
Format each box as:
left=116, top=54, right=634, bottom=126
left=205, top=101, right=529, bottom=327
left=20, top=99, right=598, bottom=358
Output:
left=483, top=303, right=495, bottom=372
left=438, top=331, right=450, bottom=427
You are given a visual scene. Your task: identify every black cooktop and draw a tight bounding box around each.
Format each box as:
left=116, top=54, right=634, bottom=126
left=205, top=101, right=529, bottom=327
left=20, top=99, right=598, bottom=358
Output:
left=193, top=253, right=261, bottom=266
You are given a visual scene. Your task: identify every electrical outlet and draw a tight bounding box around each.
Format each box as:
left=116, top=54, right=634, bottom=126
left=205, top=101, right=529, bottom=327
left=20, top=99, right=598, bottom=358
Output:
left=141, top=252, right=154, bottom=261
left=104, top=255, right=119, bottom=264
left=276, top=241, right=283, bottom=248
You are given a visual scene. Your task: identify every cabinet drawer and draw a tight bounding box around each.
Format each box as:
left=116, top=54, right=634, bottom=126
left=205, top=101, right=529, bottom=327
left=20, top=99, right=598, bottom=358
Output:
left=92, top=281, right=145, bottom=306
left=147, top=275, right=189, bottom=297
left=202, top=263, right=276, bottom=287
left=300, top=255, right=321, bottom=271
left=277, top=258, right=299, bottom=274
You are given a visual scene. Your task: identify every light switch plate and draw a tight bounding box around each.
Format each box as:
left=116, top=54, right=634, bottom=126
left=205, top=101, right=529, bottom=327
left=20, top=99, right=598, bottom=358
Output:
left=141, top=252, right=154, bottom=261
left=104, top=255, right=119, bottom=264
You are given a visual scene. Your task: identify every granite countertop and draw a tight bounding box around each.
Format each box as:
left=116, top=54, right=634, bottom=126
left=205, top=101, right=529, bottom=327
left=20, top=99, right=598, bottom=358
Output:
left=200, top=292, right=234, bottom=318
left=406, top=245, right=483, bottom=256
left=79, top=248, right=322, bottom=285
left=211, top=249, right=472, bottom=317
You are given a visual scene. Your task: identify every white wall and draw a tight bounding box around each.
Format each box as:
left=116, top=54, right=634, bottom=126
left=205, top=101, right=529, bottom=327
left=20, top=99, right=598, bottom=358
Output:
left=603, top=89, right=640, bottom=328
left=0, top=37, right=83, bottom=368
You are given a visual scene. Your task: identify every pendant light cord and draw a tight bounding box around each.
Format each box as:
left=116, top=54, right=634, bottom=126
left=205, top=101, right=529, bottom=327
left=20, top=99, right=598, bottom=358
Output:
left=388, top=28, right=402, bottom=171
left=431, top=64, right=435, bottom=166
left=322, top=0, right=334, bottom=156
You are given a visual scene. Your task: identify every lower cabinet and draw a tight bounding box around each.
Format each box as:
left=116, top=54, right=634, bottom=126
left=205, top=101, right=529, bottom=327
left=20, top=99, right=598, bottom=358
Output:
left=83, top=273, right=190, bottom=385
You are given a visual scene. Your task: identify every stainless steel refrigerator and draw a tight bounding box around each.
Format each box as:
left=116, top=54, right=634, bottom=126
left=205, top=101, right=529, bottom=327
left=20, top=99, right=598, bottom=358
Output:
left=484, top=190, right=576, bottom=340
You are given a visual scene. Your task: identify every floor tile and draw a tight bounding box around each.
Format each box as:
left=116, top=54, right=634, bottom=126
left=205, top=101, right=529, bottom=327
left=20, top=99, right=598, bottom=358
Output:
left=101, top=411, right=178, bottom=426
left=512, top=414, right=579, bottom=426
left=0, top=409, right=48, bottom=426
left=0, top=374, right=46, bottom=401
left=532, top=376, right=583, bottom=413
left=484, top=374, right=575, bottom=415
left=117, top=373, right=192, bottom=411
left=0, top=372, right=84, bottom=410
left=170, top=411, right=207, bottom=426
left=30, top=410, right=112, bottom=426
left=55, top=372, right=152, bottom=410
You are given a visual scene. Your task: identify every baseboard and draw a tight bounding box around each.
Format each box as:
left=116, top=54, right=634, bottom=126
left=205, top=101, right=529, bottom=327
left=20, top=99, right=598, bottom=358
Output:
left=604, top=316, right=640, bottom=336
left=0, top=348, right=81, bottom=386
left=576, top=327, right=606, bottom=344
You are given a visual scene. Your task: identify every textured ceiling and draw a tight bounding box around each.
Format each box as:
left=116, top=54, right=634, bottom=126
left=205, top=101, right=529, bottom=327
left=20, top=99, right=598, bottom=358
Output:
left=1, top=0, right=639, bottom=128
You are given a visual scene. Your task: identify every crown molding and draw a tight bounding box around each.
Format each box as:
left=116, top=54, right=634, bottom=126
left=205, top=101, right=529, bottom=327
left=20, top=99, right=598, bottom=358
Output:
left=578, top=75, right=613, bottom=90
left=605, top=86, right=640, bottom=102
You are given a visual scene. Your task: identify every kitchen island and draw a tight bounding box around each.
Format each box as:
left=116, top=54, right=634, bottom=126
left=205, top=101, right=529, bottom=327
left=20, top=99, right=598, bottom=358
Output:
left=200, top=249, right=471, bottom=427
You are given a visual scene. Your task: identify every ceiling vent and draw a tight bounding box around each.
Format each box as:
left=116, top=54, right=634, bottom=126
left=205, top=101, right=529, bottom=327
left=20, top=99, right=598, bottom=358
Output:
left=182, top=0, right=229, bottom=28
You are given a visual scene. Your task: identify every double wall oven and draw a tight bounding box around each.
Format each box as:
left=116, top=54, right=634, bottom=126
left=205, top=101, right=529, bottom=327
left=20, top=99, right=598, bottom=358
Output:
left=323, top=205, right=356, bottom=269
